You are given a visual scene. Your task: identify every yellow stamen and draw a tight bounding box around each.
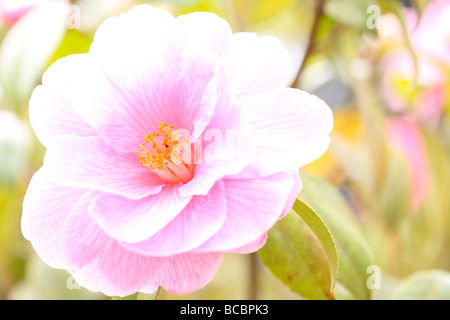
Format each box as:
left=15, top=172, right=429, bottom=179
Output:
left=136, top=123, right=194, bottom=183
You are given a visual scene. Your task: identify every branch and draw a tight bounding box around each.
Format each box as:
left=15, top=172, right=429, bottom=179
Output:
left=291, top=0, right=326, bottom=88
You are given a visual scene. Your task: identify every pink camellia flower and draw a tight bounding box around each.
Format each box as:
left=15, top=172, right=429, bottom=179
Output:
left=22, top=5, right=333, bottom=296
left=379, top=49, right=447, bottom=125
left=378, top=0, right=450, bottom=126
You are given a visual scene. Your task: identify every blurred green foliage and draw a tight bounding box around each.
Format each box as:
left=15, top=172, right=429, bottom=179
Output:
left=0, top=0, right=449, bottom=300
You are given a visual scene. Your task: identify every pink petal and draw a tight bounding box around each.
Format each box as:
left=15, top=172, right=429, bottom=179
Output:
left=89, top=184, right=192, bottom=243
left=43, top=135, right=164, bottom=199
left=379, top=49, right=446, bottom=117
left=227, top=232, right=268, bottom=254
left=67, top=7, right=226, bottom=153
left=231, top=32, right=291, bottom=98
left=412, top=0, right=450, bottom=64
left=193, top=171, right=295, bottom=253
left=158, top=252, right=224, bottom=295
left=67, top=48, right=218, bottom=153
left=29, top=55, right=98, bottom=147
left=120, top=181, right=226, bottom=256
left=63, top=192, right=223, bottom=296
left=21, top=168, right=87, bottom=269
left=172, top=11, right=232, bottom=62
left=171, top=11, right=233, bottom=114
left=242, top=88, right=333, bottom=176
left=89, top=4, right=176, bottom=77
left=61, top=193, right=164, bottom=297
left=179, top=106, right=250, bottom=197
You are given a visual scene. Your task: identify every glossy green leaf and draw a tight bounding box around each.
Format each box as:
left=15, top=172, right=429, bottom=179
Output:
left=259, top=207, right=336, bottom=300
left=292, top=200, right=339, bottom=292
left=298, top=173, right=374, bottom=300
left=392, top=270, right=450, bottom=300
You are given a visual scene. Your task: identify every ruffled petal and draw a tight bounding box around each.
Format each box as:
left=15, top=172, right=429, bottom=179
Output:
left=193, top=171, right=295, bottom=253
left=29, top=55, right=98, bottom=147
left=241, top=88, right=333, bottom=176
left=120, top=181, right=226, bottom=256
left=88, top=184, right=192, bottom=243
left=43, top=135, right=164, bottom=199
left=61, top=193, right=163, bottom=297
left=21, top=168, right=87, bottom=269
left=179, top=106, right=251, bottom=197
left=226, top=232, right=268, bottom=254
left=65, top=48, right=218, bottom=153
left=158, top=252, right=224, bottom=295
left=231, top=33, right=291, bottom=98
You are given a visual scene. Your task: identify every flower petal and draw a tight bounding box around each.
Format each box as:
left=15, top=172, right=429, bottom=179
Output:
left=193, top=171, right=295, bottom=253
left=168, top=11, right=234, bottom=114
left=61, top=192, right=164, bottom=297
left=231, top=33, right=291, bottom=98
left=89, top=184, right=192, bottom=243
left=65, top=6, right=224, bottom=153
left=158, top=252, right=224, bottom=295
left=242, top=88, right=333, bottom=176
left=179, top=106, right=251, bottom=197
left=227, top=232, right=268, bottom=254
left=120, top=181, right=226, bottom=256
left=89, top=4, right=176, bottom=76
left=43, top=135, right=164, bottom=199
left=29, top=55, right=98, bottom=147
left=67, top=48, right=218, bottom=153
left=171, top=11, right=232, bottom=66
left=21, top=168, right=87, bottom=269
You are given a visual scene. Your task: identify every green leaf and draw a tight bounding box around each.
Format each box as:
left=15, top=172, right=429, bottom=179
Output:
left=377, top=146, right=411, bottom=227
left=259, top=206, right=337, bottom=300
left=298, top=173, right=374, bottom=300
left=292, top=200, right=339, bottom=292
left=392, top=270, right=450, bottom=300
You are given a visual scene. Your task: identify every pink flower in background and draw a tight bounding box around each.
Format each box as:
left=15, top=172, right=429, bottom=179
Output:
left=0, top=0, right=51, bottom=25
left=385, top=117, right=431, bottom=212
left=411, top=0, right=450, bottom=65
left=378, top=0, right=450, bottom=126
left=379, top=49, right=447, bottom=125
left=21, top=5, right=333, bottom=296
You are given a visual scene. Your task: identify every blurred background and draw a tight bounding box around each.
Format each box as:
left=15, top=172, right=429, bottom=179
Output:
left=0, top=0, right=449, bottom=300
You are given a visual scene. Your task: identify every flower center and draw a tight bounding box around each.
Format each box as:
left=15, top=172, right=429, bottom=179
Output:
left=137, top=122, right=194, bottom=183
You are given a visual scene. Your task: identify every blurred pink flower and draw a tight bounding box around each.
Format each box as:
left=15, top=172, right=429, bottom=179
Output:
left=0, top=0, right=51, bottom=25
left=411, top=0, right=450, bottom=65
left=379, top=49, right=447, bottom=125
left=21, top=5, right=333, bottom=296
left=385, top=117, right=431, bottom=212
left=378, top=0, right=450, bottom=125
